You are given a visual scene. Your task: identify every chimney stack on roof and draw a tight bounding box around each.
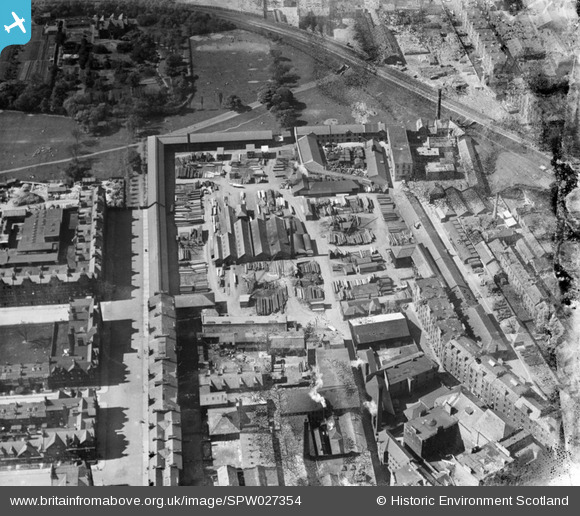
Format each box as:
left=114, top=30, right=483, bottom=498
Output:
left=68, top=327, right=76, bottom=355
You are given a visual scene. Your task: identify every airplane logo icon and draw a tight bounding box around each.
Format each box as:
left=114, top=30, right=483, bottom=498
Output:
left=4, top=12, right=26, bottom=34
left=0, top=2, right=31, bottom=53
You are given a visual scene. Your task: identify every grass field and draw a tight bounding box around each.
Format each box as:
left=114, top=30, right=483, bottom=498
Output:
left=0, top=110, right=137, bottom=180
left=157, top=28, right=322, bottom=135
left=0, top=111, right=78, bottom=172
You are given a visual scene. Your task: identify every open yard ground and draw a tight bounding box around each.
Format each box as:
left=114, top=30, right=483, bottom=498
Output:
left=469, top=128, right=553, bottom=194
left=303, top=64, right=456, bottom=128
left=0, top=323, right=58, bottom=364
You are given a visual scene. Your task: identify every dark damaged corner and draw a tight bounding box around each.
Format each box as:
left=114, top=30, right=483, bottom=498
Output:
left=551, top=17, right=580, bottom=468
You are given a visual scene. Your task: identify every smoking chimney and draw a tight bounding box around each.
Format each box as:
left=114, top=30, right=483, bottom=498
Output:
left=68, top=327, right=76, bottom=355
left=436, top=89, right=442, bottom=120
left=492, top=193, right=500, bottom=220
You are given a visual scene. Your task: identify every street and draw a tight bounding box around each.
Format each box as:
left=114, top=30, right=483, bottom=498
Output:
left=93, top=211, right=147, bottom=486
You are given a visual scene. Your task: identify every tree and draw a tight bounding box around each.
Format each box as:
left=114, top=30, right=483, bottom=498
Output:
left=128, top=149, right=143, bottom=173
left=271, top=87, right=294, bottom=105
left=353, top=16, right=380, bottom=62
left=165, top=53, right=184, bottom=77
left=223, top=94, right=244, bottom=112
left=257, top=84, right=277, bottom=108
left=69, top=127, right=83, bottom=159
left=173, top=76, right=191, bottom=101
left=74, top=103, right=109, bottom=134
left=269, top=48, right=283, bottom=62
left=63, top=158, right=91, bottom=182
left=12, top=82, right=52, bottom=112
left=299, top=11, right=318, bottom=31
left=130, top=33, right=158, bottom=64
left=78, top=37, right=91, bottom=70
left=0, top=80, right=25, bottom=108
left=126, top=114, right=145, bottom=137
left=93, top=44, right=110, bottom=54
left=276, top=108, right=297, bottom=129
left=116, top=41, right=133, bottom=53
left=126, top=71, right=142, bottom=88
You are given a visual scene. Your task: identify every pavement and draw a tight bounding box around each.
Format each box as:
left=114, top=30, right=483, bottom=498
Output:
left=93, top=211, right=147, bottom=486
left=0, top=304, right=69, bottom=325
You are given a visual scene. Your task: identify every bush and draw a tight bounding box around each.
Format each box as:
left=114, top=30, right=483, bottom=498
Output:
left=223, top=94, right=245, bottom=112
left=116, top=41, right=133, bottom=53
left=93, top=44, right=110, bottom=54
left=63, top=159, right=91, bottom=182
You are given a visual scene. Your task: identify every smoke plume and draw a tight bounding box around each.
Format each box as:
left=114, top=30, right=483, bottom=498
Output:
left=309, top=366, right=326, bottom=407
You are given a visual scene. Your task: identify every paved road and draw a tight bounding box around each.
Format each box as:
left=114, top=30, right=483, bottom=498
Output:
left=0, top=304, right=69, bottom=325
left=93, top=211, right=147, bottom=486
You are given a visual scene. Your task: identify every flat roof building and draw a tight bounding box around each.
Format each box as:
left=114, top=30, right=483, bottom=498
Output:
left=349, top=312, right=412, bottom=349
left=387, top=126, right=413, bottom=182
left=403, top=406, right=463, bottom=460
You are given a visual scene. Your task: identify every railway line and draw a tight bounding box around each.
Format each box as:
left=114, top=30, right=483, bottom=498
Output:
left=186, top=3, right=553, bottom=174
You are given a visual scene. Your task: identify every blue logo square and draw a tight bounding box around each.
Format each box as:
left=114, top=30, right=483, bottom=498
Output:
left=0, top=0, right=31, bottom=53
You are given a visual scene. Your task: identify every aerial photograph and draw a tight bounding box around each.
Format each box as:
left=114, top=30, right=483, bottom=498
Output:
left=0, top=0, right=579, bottom=487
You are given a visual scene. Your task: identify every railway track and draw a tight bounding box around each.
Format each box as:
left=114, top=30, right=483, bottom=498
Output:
left=186, top=3, right=553, bottom=170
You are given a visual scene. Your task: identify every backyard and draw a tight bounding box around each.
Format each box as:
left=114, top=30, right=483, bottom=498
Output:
left=0, top=323, right=61, bottom=365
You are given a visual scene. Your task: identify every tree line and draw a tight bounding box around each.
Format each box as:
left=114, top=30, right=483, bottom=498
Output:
left=0, top=1, right=237, bottom=135
left=256, top=48, right=302, bottom=129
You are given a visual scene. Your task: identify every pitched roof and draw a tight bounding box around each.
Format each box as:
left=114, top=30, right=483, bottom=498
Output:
left=297, top=134, right=325, bottom=169
left=208, top=407, right=241, bottom=436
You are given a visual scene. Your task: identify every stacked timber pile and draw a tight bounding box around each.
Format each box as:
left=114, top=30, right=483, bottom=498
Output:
left=254, top=286, right=288, bottom=315
left=175, top=185, right=204, bottom=226
left=179, top=261, right=209, bottom=293
left=329, top=228, right=375, bottom=246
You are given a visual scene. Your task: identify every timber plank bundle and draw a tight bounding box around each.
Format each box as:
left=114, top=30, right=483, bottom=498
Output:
left=244, top=262, right=270, bottom=272
left=255, top=286, right=288, bottom=315
left=295, top=284, right=325, bottom=302
left=174, top=186, right=204, bottom=226
left=297, top=261, right=321, bottom=275
left=329, top=228, right=375, bottom=246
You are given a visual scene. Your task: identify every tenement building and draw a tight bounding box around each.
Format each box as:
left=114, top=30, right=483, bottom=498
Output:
left=0, top=185, right=106, bottom=306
